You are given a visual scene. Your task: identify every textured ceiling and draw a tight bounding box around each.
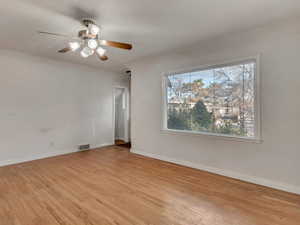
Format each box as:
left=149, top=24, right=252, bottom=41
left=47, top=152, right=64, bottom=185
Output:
left=1, top=0, right=300, bottom=72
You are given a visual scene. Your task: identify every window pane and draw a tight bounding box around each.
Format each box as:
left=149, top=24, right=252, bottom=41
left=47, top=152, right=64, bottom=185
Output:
left=167, top=73, right=192, bottom=131
left=166, top=61, right=256, bottom=138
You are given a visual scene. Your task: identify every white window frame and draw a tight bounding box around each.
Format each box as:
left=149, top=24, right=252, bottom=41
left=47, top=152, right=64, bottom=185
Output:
left=161, top=56, right=262, bottom=143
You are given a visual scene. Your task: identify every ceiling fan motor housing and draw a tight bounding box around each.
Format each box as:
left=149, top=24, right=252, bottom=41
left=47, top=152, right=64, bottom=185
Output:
left=78, top=30, right=98, bottom=39
left=79, top=19, right=99, bottom=39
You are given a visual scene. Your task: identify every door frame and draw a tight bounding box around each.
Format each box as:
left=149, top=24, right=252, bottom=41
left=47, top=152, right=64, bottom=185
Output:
left=112, top=86, right=130, bottom=143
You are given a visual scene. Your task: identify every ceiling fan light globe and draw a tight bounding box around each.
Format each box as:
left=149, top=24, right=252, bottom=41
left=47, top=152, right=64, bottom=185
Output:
left=80, top=50, right=89, bottom=58
left=82, top=47, right=94, bottom=56
left=88, top=24, right=100, bottom=35
left=69, top=42, right=80, bottom=51
left=87, top=39, right=98, bottom=49
left=96, top=47, right=106, bottom=56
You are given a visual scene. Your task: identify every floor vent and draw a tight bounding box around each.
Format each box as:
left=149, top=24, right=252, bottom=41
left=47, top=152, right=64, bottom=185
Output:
left=78, top=144, right=90, bottom=151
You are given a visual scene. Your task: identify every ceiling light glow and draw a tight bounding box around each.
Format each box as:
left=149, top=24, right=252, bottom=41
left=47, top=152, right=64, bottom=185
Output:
left=87, top=39, right=98, bottom=49
left=69, top=42, right=80, bottom=51
left=83, top=47, right=94, bottom=56
left=96, top=47, right=106, bottom=56
left=80, top=50, right=89, bottom=58
left=81, top=47, right=94, bottom=58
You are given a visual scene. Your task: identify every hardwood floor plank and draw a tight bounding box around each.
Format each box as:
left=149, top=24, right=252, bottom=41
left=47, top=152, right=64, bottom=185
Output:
left=0, top=146, right=299, bottom=225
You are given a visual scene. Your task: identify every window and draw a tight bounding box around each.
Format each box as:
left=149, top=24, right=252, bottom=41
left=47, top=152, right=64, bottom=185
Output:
left=163, top=59, right=260, bottom=140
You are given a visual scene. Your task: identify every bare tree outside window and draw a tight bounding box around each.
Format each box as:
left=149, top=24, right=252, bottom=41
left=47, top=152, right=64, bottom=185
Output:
left=165, top=61, right=256, bottom=138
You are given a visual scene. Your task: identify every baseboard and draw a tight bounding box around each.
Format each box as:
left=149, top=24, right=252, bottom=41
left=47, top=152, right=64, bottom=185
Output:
left=91, top=142, right=114, bottom=149
left=0, top=149, right=78, bottom=167
left=115, top=137, right=125, bottom=140
left=131, top=148, right=300, bottom=195
left=0, top=143, right=114, bottom=167
left=115, top=137, right=128, bottom=142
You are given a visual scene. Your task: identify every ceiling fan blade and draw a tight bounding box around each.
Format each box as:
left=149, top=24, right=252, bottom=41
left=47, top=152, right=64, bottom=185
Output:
left=38, top=31, right=78, bottom=40
left=97, top=54, right=108, bottom=61
left=38, top=31, right=70, bottom=37
left=100, top=40, right=132, bottom=50
left=58, top=47, right=71, bottom=53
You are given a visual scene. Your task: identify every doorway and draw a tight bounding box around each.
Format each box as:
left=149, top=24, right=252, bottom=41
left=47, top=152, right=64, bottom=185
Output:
left=113, top=87, right=130, bottom=147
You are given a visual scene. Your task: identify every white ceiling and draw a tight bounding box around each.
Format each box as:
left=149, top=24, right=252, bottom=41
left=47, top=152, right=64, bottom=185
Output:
left=1, top=0, right=300, bottom=72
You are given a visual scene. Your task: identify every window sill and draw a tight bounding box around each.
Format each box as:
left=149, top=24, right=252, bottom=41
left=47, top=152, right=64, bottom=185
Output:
left=161, top=129, right=262, bottom=144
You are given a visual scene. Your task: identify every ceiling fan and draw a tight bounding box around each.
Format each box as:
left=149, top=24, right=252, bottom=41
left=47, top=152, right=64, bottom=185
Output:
left=38, top=19, right=132, bottom=61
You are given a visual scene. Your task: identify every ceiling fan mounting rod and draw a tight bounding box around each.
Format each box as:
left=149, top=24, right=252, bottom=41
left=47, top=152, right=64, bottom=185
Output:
left=81, top=19, right=96, bottom=27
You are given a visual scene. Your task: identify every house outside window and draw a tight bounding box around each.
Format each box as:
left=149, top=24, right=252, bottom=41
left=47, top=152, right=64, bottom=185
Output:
left=162, top=58, right=261, bottom=141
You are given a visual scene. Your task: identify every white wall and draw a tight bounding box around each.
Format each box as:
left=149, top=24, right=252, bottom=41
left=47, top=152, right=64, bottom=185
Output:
left=0, top=50, right=128, bottom=166
left=130, top=18, right=300, bottom=194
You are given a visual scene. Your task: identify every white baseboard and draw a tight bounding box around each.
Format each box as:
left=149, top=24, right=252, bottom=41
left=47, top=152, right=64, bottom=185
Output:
left=0, top=143, right=114, bottom=167
left=115, top=137, right=126, bottom=142
left=0, top=149, right=77, bottom=167
left=131, top=148, right=300, bottom=195
left=91, top=142, right=114, bottom=149
left=115, top=136, right=125, bottom=139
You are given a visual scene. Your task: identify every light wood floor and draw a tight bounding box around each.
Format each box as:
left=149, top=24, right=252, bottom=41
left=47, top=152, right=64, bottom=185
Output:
left=0, top=146, right=300, bottom=225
